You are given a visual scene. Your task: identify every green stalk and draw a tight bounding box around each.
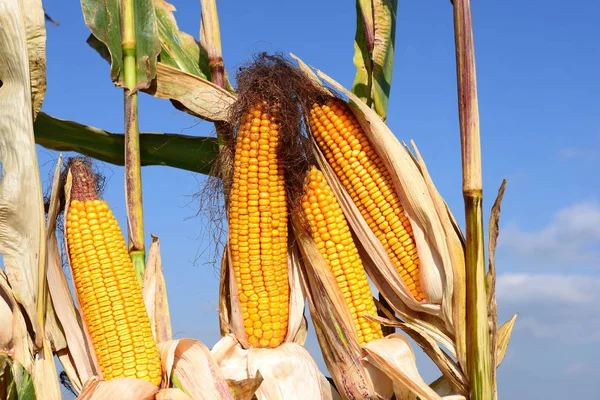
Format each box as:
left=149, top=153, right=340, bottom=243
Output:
left=121, top=0, right=145, bottom=284
left=451, top=0, right=493, bottom=399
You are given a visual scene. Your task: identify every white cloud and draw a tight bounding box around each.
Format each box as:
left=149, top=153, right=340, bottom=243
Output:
left=497, top=273, right=600, bottom=344
left=497, top=273, right=599, bottom=305
left=566, top=363, right=595, bottom=375
left=498, top=200, right=600, bottom=264
left=559, top=147, right=599, bottom=162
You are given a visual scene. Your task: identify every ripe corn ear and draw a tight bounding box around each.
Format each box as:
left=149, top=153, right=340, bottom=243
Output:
left=66, top=199, right=162, bottom=385
left=309, top=100, right=425, bottom=301
left=301, top=167, right=383, bottom=345
left=229, top=103, right=289, bottom=348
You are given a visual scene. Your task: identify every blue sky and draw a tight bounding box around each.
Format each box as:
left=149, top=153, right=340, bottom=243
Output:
left=37, top=0, right=600, bottom=398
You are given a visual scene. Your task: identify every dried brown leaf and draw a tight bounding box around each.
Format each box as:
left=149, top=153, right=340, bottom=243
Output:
left=19, top=0, right=46, bottom=118
left=0, top=0, right=45, bottom=346
left=143, top=235, right=172, bottom=343
left=145, top=63, right=235, bottom=122
left=77, top=376, right=158, bottom=400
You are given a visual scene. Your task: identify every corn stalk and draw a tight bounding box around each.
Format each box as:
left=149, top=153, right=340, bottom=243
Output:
left=451, top=0, right=493, bottom=398
left=121, top=0, right=146, bottom=283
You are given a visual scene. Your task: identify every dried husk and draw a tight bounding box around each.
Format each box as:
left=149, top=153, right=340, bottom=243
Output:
left=155, top=388, right=193, bottom=400
left=0, top=271, right=31, bottom=370
left=143, top=235, right=173, bottom=344
left=77, top=376, right=158, bottom=400
left=292, top=215, right=391, bottom=400
left=363, top=334, right=441, bottom=400
left=211, top=334, right=326, bottom=400
left=407, top=141, right=467, bottom=371
left=215, top=242, right=325, bottom=399
left=0, top=0, right=45, bottom=348
left=294, top=209, right=459, bottom=400
left=158, top=339, right=232, bottom=399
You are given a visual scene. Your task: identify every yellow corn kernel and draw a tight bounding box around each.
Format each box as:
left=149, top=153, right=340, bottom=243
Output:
left=229, top=103, right=289, bottom=348
left=66, top=199, right=161, bottom=385
left=309, top=101, right=425, bottom=301
left=302, top=167, right=383, bottom=345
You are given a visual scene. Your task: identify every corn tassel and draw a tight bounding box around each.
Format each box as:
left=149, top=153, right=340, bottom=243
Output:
left=309, top=100, right=425, bottom=301
left=301, top=167, right=382, bottom=345
left=229, top=103, right=289, bottom=348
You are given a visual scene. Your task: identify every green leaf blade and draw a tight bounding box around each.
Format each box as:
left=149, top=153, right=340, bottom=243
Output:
left=34, top=113, right=219, bottom=175
left=80, top=0, right=160, bottom=88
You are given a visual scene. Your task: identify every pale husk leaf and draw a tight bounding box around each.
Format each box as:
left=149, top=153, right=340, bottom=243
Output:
left=289, top=53, right=331, bottom=95
left=218, top=248, right=232, bottom=337
left=44, top=292, right=67, bottom=352
left=0, top=0, right=44, bottom=346
left=363, top=334, right=441, bottom=400
left=365, top=313, right=466, bottom=395
left=211, top=334, right=247, bottom=382
left=18, top=0, right=46, bottom=118
left=292, top=217, right=387, bottom=400
left=156, top=388, right=194, bottom=400
left=487, top=179, right=506, bottom=385
left=247, top=343, right=324, bottom=400
left=409, top=141, right=467, bottom=371
left=0, top=281, right=13, bottom=349
left=226, top=372, right=263, bottom=400
left=33, top=344, right=61, bottom=400
left=57, top=349, right=83, bottom=393
left=158, top=338, right=233, bottom=399
left=62, top=172, right=103, bottom=377
left=0, top=272, right=31, bottom=370
left=318, top=373, right=342, bottom=400
left=143, top=235, right=173, bottom=343
left=146, top=62, right=235, bottom=122
left=496, top=313, right=517, bottom=367
left=77, top=376, right=158, bottom=400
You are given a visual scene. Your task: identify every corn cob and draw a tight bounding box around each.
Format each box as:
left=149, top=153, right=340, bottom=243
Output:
left=309, top=100, right=425, bottom=301
left=301, top=167, right=383, bottom=345
left=65, top=163, right=161, bottom=385
left=229, top=103, right=289, bottom=348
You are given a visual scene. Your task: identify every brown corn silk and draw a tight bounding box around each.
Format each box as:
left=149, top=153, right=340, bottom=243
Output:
left=309, top=100, right=424, bottom=301
left=65, top=159, right=161, bottom=385
left=301, top=167, right=382, bottom=345
left=228, top=103, right=289, bottom=348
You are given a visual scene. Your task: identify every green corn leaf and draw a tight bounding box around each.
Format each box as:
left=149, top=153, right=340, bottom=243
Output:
left=154, top=0, right=209, bottom=79
left=352, top=0, right=397, bottom=121
left=34, top=113, right=219, bottom=176
left=0, top=355, right=35, bottom=400
left=80, top=0, right=160, bottom=89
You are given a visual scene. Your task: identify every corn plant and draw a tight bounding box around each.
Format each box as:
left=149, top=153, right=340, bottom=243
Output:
left=0, top=0, right=518, bottom=398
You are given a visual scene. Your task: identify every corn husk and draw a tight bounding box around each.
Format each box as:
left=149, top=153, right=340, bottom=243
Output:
left=215, top=241, right=326, bottom=399
left=211, top=334, right=326, bottom=400
left=77, top=376, right=158, bottom=400
left=143, top=235, right=173, bottom=344
left=293, top=209, right=458, bottom=400
left=155, top=388, right=193, bottom=400
left=158, top=338, right=232, bottom=399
